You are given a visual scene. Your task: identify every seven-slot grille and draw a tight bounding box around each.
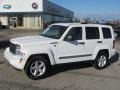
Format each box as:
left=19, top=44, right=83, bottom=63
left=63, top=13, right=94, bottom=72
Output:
left=9, top=42, right=16, bottom=54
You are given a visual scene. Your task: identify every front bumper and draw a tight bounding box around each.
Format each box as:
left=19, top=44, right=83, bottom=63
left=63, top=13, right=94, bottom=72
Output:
left=4, top=48, right=25, bottom=70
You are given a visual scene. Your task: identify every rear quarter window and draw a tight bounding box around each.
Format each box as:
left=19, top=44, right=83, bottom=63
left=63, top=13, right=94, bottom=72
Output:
left=102, top=27, right=112, bottom=39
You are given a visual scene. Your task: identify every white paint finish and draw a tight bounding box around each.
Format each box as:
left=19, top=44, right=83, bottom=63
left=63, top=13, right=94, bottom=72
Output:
left=85, top=40, right=99, bottom=58
left=10, top=35, right=57, bottom=46
left=4, top=48, right=25, bottom=70
left=57, top=26, right=86, bottom=64
left=0, top=0, right=43, bottom=13
left=100, top=26, right=115, bottom=58
left=83, top=26, right=100, bottom=55
left=92, top=45, right=110, bottom=60
left=4, top=23, right=116, bottom=70
left=57, top=40, right=87, bottom=64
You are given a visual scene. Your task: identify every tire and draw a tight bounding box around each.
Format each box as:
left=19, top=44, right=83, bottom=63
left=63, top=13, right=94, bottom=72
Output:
left=94, top=52, right=110, bottom=70
left=25, top=56, right=50, bottom=80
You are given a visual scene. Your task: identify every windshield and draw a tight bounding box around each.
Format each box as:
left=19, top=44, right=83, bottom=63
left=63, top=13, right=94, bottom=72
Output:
left=40, top=25, right=68, bottom=39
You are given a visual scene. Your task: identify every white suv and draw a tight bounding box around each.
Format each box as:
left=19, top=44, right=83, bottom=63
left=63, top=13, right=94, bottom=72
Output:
left=4, top=23, right=116, bottom=79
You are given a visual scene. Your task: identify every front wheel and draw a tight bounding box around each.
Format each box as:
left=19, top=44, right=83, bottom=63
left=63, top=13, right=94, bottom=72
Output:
left=94, top=52, right=110, bottom=70
left=25, top=56, right=50, bottom=80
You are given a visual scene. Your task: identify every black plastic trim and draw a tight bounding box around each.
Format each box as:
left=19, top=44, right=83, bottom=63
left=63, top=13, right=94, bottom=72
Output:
left=59, top=54, right=92, bottom=59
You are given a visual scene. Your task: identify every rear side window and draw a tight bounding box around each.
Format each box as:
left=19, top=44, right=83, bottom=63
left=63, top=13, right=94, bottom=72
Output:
left=86, top=27, right=100, bottom=39
left=102, top=28, right=112, bottom=39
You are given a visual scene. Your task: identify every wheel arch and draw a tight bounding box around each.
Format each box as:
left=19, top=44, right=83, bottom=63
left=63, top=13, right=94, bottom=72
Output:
left=98, top=49, right=109, bottom=57
left=24, top=53, right=55, bottom=70
left=93, top=49, right=110, bottom=70
left=92, top=46, right=110, bottom=60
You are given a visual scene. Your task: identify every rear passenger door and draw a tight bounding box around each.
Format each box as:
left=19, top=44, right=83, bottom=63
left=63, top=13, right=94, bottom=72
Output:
left=84, top=26, right=101, bottom=59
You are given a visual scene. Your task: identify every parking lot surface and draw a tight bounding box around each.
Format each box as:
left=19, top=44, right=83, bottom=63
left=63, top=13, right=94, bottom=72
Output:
left=0, top=30, right=120, bottom=90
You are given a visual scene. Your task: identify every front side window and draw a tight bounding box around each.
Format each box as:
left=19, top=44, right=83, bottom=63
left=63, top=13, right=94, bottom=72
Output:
left=41, top=25, right=68, bottom=39
left=86, top=27, right=100, bottom=40
left=102, top=27, right=112, bottom=39
left=64, top=27, right=82, bottom=41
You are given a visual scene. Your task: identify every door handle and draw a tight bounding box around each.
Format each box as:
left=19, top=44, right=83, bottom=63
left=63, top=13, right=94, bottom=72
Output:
left=79, top=42, right=85, bottom=44
left=97, top=41, right=102, bottom=43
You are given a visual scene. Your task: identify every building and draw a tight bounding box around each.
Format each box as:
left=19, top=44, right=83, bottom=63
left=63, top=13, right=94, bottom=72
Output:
left=0, top=0, right=74, bottom=30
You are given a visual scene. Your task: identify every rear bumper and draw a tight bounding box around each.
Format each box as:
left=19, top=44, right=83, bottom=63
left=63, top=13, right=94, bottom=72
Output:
left=110, top=49, right=116, bottom=58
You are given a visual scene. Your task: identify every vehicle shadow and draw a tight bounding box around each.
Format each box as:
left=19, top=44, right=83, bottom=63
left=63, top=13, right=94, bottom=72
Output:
left=47, top=61, right=93, bottom=77
left=0, top=40, right=10, bottom=49
left=46, top=52, right=119, bottom=78
left=110, top=52, right=119, bottom=64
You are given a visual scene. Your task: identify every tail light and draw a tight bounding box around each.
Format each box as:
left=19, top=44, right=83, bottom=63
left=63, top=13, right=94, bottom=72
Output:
left=113, top=40, right=115, bottom=49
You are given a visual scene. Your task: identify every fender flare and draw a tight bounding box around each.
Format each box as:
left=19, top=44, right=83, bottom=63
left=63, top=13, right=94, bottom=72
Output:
left=23, top=48, right=56, bottom=69
left=92, top=46, right=111, bottom=60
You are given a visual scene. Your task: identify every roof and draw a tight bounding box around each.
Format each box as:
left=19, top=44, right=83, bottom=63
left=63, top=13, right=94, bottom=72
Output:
left=52, top=23, right=112, bottom=27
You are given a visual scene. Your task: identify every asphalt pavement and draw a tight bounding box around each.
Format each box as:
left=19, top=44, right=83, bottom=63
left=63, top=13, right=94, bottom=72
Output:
left=0, top=30, right=120, bottom=90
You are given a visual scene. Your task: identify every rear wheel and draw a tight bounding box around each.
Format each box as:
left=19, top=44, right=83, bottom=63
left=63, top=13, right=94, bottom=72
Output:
left=25, top=56, right=50, bottom=80
left=94, top=52, right=110, bottom=70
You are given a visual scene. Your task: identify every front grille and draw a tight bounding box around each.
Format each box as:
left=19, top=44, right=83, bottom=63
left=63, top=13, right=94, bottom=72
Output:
left=9, top=42, right=16, bottom=54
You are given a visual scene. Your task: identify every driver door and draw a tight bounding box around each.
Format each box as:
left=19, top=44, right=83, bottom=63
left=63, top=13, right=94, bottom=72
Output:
left=57, top=27, right=86, bottom=64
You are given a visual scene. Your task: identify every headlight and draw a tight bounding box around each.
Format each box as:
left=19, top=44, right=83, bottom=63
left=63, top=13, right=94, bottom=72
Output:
left=15, top=45, right=21, bottom=55
left=15, top=45, right=24, bottom=56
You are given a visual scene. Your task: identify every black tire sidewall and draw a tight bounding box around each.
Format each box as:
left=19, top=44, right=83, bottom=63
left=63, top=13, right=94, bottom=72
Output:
left=25, top=56, right=49, bottom=80
left=94, top=52, right=110, bottom=70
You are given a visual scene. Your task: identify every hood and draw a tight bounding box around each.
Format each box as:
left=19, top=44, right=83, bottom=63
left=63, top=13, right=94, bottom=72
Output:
left=10, top=35, right=58, bottom=46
